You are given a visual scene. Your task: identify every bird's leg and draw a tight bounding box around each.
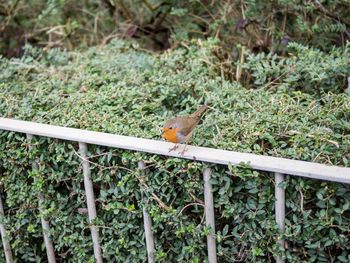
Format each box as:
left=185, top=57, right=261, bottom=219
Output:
left=168, top=143, right=179, bottom=152
left=179, top=144, right=188, bottom=156
left=179, top=136, right=191, bottom=156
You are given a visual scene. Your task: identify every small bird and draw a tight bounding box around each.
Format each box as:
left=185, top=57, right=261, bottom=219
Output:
left=162, top=105, right=208, bottom=154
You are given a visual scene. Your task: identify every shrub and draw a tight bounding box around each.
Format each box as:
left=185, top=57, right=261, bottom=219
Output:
left=0, top=40, right=349, bottom=262
left=1, top=0, right=349, bottom=57
left=244, top=42, right=350, bottom=94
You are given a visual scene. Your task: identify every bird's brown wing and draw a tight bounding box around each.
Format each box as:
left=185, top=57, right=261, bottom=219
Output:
left=178, top=117, right=199, bottom=137
left=190, top=105, right=208, bottom=119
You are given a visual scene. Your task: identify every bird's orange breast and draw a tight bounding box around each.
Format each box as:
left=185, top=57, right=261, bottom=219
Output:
left=162, top=128, right=180, bottom=143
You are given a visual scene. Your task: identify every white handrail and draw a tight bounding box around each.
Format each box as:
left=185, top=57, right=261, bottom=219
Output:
left=275, top=173, right=286, bottom=263
left=79, top=143, right=104, bottom=263
left=0, top=118, right=349, bottom=183
left=0, top=195, right=13, bottom=263
left=203, top=168, right=217, bottom=263
left=27, top=134, right=57, bottom=263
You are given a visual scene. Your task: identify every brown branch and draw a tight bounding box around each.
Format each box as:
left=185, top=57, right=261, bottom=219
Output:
left=314, top=0, right=350, bottom=28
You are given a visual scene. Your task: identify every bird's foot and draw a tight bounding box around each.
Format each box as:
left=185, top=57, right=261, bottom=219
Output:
left=168, top=144, right=179, bottom=152
left=178, top=146, right=188, bottom=156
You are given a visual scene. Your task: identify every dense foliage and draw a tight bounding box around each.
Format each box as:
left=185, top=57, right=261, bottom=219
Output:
left=1, top=0, right=350, bottom=261
left=0, top=40, right=350, bottom=262
left=245, top=42, right=350, bottom=94
left=2, top=0, right=350, bottom=78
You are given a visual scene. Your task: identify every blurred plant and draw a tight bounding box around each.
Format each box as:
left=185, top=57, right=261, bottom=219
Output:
left=1, top=0, right=349, bottom=68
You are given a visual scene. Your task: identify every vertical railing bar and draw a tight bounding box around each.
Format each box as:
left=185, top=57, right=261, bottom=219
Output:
left=0, top=194, right=13, bottom=263
left=26, top=134, right=56, bottom=263
left=138, top=161, right=155, bottom=263
left=78, top=142, right=103, bottom=263
left=203, top=168, right=217, bottom=263
left=275, top=172, right=285, bottom=263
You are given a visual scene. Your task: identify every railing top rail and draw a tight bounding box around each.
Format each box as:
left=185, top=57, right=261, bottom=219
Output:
left=1, top=118, right=349, bottom=183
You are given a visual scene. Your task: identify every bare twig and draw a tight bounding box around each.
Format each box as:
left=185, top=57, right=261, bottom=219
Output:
left=72, top=147, right=133, bottom=172
left=178, top=202, right=205, bottom=216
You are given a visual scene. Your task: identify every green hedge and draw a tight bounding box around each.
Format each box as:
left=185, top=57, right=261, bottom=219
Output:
left=0, top=40, right=350, bottom=262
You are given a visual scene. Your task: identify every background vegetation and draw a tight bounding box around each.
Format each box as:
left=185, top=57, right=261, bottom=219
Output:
left=0, top=0, right=350, bottom=262
left=1, top=0, right=350, bottom=84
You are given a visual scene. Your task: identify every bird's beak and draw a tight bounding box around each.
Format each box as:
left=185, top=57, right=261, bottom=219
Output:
left=161, top=128, right=165, bottom=135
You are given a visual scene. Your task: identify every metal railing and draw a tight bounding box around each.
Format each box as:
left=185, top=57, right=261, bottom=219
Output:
left=0, top=117, right=350, bottom=263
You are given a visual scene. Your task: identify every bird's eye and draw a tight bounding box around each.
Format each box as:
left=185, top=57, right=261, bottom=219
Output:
left=169, top=127, right=173, bottom=130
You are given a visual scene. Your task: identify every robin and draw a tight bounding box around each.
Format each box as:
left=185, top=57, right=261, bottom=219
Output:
left=162, top=105, right=208, bottom=154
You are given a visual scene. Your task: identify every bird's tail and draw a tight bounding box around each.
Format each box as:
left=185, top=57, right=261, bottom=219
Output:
left=190, top=105, right=208, bottom=119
